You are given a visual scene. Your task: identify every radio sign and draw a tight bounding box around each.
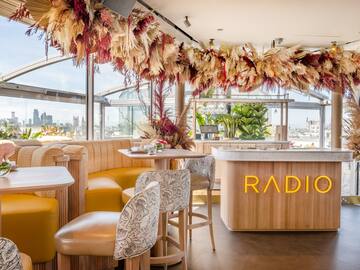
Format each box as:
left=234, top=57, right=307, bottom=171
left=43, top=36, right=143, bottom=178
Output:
left=244, top=175, right=333, bottom=194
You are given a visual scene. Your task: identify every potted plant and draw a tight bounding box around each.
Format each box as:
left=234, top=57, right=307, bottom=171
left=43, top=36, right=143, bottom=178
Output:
left=232, top=104, right=270, bottom=140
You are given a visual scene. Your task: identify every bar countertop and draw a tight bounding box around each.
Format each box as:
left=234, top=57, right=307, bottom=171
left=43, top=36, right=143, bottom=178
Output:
left=212, top=147, right=353, bottom=162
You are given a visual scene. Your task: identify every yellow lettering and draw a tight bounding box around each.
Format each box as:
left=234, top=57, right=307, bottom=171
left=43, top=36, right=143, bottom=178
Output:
left=244, top=176, right=260, bottom=193
left=305, top=176, right=309, bottom=193
left=314, top=176, right=332, bottom=193
left=285, top=176, right=301, bottom=193
left=263, top=175, right=281, bottom=193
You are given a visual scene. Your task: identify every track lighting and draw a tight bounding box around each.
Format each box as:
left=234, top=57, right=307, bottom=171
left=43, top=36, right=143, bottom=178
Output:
left=184, top=16, right=191, bottom=27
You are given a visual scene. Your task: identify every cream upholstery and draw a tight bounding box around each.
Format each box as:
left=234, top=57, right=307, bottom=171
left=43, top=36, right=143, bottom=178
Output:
left=66, top=139, right=152, bottom=173
left=0, top=237, right=32, bottom=270
left=184, top=156, right=216, bottom=190
left=55, top=212, right=120, bottom=256
left=55, top=182, right=160, bottom=262
left=135, top=170, right=191, bottom=213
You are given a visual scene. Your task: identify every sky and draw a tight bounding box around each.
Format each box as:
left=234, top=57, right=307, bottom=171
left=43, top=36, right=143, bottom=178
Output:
left=0, top=16, right=332, bottom=128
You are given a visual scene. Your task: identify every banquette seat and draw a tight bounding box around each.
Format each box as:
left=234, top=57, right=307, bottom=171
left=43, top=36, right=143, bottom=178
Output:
left=66, top=139, right=153, bottom=212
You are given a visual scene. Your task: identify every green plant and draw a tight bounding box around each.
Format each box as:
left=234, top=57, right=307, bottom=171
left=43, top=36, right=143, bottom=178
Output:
left=232, top=103, right=270, bottom=140
left=195, top=112, right=206, bottom=126
left=0, top=122, right=19, bottom=139
left=216, top=114, right=240, bottom=138
left=19, top=128, right=43, bottom=139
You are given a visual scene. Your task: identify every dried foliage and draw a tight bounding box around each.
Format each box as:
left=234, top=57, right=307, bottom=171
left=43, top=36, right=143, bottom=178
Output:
left=345, top=91, right=360, bottom=159
left=10, top=0, right=360, bottom=96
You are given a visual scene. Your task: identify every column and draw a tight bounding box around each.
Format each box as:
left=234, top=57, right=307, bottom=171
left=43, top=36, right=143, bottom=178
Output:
left=86, top=54, right=95, bottom=140
left=176, top=82, right=185, bottom=121
left=331, top=91, right=343, bottom=148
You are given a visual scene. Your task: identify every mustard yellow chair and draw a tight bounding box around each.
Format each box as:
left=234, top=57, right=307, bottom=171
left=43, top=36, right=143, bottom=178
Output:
left=66, top=139, right=153, bottom=212
left=2, top=144, right=68, bottom=268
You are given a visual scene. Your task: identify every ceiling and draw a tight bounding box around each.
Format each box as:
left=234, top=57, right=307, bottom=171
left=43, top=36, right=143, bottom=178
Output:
left=140, top=0, right=360, bottom=49
left=1, top=0, right=360, bottom=49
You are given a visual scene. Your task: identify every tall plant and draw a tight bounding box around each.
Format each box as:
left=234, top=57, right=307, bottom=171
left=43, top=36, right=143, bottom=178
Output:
left=232, top=103, right=270, bottom=140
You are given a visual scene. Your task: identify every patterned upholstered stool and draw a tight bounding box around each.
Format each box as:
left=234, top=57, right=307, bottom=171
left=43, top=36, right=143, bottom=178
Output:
left=134, top=169, right=191, bottom=270
left=183, top=156, right=216, bottom=251
left=55, top=182, right=160, bottom=270
left=0, top=237, right=32, bottom=270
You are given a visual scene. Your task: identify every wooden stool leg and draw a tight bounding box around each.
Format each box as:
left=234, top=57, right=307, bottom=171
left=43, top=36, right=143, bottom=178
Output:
left=140, top=251, right=150, bottom=270
left=207, top=189, right=216, bottom=251
left=57, top=253, right=71, bottom=270
left=125, top=256, right=140, bottom=270
left=188, top=190, right=193, bottom=241
left=162, top=212, right=168, bottom=270
left=179, top=209, right=188, bottom=270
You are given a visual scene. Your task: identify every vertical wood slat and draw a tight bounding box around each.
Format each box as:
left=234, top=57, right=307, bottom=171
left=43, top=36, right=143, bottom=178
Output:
left=220, top=161, right=342, bottom=231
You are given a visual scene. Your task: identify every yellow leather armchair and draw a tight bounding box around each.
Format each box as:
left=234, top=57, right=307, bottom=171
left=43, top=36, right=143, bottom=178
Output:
left=2, top=144, right=67, bottom=266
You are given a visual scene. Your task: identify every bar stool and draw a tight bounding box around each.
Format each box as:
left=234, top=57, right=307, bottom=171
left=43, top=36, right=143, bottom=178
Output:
left=134, top=169, right=191, bottom=270
left=0, top=237, right=33, bottom=270
left=55, top=182, right=161, bottom=270
left=184, top=156, right=216, bottom=251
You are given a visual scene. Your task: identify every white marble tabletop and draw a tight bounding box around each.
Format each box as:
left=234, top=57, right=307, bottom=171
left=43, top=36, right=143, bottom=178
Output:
left=0, top=166, right=75, bottom=194
left=212, top=147, right=353, bottom=162
left=119, top=148, right=206, bottom=160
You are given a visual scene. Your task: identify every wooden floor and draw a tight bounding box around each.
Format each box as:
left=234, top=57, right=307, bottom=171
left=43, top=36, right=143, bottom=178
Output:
left=165, top=204, right=360, bottom=270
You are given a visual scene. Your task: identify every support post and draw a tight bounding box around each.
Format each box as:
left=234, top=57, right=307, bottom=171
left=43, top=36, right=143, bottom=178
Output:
left=176, top=82, right=185, bottom=121
left=319, top=103, right=326, bottom=148
left=331, top=91, right=343, bottom=148
left=86, top=55, right=94, bottom=140
left=100, top=103, right=105, bottom=139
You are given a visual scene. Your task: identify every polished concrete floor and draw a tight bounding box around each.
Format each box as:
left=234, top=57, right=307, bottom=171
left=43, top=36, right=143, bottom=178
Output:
left=166, top=204, right=360, bottom=270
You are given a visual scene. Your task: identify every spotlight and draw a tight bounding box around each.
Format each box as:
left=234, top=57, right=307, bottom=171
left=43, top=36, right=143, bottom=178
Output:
left=184, top=16, right=191, bottom=27
left=103, top=0, right=136, bottom=17
left=209, top=38, right=215, bottom=47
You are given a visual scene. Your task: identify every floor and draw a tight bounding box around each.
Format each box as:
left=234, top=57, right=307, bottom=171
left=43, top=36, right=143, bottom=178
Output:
left=165, top=204, right=360, bottom=270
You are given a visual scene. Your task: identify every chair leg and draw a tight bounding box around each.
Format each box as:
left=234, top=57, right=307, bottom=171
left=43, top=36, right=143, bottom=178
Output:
left=188, top=190, right=193, bottom=241
left=140, top=251, right=150, bottom=270
left=57, top=252, right=71, bottom=270
left=207, top=189, right=216, bottom=251
left=125, top=256, right=140, bottom=270
left=179, top=209, right=188, bottom=270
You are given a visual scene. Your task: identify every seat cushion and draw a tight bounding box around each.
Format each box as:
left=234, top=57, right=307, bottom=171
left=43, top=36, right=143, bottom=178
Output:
left=191, top=173, right=210, bottom=190
left=1, top=194, right=59, bottom=263
left=55, top=212, right=120, bottom=256
left=92, top=167, right=153, bottom=190
left=20, top=253, right=33, bottom=270
left=86, top=177, right=122, bottom=212
left=122, top=188, right=135, bottom=204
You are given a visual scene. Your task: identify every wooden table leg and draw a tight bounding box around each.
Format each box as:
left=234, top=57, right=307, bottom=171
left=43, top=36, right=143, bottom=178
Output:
left=56, top=187, right=69, bottom=227
left=153, top=159, right=169, bottom=258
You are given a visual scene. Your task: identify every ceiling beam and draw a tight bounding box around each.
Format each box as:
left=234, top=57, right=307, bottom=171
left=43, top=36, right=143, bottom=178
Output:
left=0, top=82, right=109, bottom=105
left=0, top=55, right=74, bottom=82
left=97, top=82, right=149, bottom=97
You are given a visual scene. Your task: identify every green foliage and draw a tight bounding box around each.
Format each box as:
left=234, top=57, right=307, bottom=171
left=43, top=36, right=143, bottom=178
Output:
left=215, top=114, right=240, bottom=138
left=232, top=104, right=270, bottom=140
left=196, top=112, right=216, bottom=127
left=0, top=121, right=64, bottom=140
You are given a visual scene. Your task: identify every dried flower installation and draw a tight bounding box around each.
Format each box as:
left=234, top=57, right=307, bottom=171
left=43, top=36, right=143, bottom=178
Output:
left=11, top=0, right=360, bottom=97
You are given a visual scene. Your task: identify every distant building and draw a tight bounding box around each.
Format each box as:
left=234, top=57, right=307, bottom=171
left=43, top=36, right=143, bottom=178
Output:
left=8, top=111, right=18, bottom=125
left=73, top=116, right=79, bottom=128
left=306, top=119, right=320, bottom=135
left=33, top=109, right=41, bottom=126
left=40, top=112, right=53, bottom=125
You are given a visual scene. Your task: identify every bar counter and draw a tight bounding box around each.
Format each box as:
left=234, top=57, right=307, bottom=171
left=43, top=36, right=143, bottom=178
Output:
left=212, top=148, right=353, bottom=231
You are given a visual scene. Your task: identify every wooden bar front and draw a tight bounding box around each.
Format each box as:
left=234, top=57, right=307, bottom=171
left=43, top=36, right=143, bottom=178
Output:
left=219, top=160, right=342, bottom=231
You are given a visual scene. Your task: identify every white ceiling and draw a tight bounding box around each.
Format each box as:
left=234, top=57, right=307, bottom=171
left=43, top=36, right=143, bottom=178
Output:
left=140, top=0, right=360, bottom=49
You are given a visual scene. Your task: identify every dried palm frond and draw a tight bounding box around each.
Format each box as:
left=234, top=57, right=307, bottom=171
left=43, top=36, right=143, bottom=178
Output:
left=345, top=90, right=360, bottom=160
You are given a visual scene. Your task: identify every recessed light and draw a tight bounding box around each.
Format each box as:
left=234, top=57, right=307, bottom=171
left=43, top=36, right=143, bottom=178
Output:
left=217, top=28, right=224, bottom=32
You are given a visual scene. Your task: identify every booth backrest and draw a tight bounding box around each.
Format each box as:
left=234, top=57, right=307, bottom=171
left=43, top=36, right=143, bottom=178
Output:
left=66, top=139, right=152, bottom=174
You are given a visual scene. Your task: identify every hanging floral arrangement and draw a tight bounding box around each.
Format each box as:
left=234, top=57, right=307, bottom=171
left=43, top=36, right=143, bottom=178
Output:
left=10, top=0, right=360, bottom=97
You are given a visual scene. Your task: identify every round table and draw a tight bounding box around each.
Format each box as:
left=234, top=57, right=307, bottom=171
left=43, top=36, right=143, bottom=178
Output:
left=0, top=166, right=75, bottom=234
